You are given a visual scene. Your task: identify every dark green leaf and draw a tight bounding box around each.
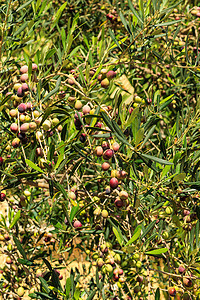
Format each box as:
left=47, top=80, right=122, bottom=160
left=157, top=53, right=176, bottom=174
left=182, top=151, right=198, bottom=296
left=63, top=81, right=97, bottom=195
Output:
left=13, top=236, right=27, bottom=259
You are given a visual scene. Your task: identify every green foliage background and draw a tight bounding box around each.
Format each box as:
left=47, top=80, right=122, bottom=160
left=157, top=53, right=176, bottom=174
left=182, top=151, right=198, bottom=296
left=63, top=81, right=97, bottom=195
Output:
left=1, top=0, right=200, bottom=299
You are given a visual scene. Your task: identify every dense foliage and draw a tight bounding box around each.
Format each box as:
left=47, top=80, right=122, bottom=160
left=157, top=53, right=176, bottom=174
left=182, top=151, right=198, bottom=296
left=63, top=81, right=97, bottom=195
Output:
left=1, top=0, right=200, bottom=299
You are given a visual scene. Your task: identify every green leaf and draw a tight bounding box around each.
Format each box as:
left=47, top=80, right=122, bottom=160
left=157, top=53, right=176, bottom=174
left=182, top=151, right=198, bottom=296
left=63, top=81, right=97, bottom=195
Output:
left=39, top=277, right=50, bottom=293
left=13, top=236, right=27, bottom=259
left=18, top=258, right=33, bottom=266
left=141, top=220, right=157, bottom=239
left=42, top=77, right=61, bottom=104
left=172, top=173, right=186, bottom=182
left=16, top=0, right=34, bottom=11
left=128, top=0, right=144, bottom=26
left=45, top=49, right=56, bottom=61
left=196, top=220, right=199, bottom=248
left=10, top=210, right=21, bottom=229
left=141, top=125, right=156, bottom=147
left=70, top=205, right=79, bottom=222
left=65, top=277, right=71, bottom=297
left=154, top=20, right=182, bottom=27
left=145, top=248, right=168, bottom=255
left=108, top=28, right=122, bottom=50
left=113, top=227, right=123, bottom=246
left=25, top=159, right=44, bottom=173
left=141, top=154, right=173, bottom=165
left=125, top=225, right=142, bottom=246
left=53, top=181, right=72, bottom=227
left=51, top=2, right=68, bottom=31
left=119, top=11, right=132, bottom=35
left=155, top=287, right=160, bottom=300
left=135, top=128, right=144, bottom=147
left=160, top=163, right=173, bottom=179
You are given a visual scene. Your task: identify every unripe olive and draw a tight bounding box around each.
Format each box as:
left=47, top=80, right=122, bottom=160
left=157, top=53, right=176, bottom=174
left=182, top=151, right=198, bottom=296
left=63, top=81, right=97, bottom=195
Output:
left=20, top=123, right=29, bottom=133
left=165, top=206, right=173, bottom=214
left=19, top=114, right=26, bottom=122
left=75, top=100, right=82, bottom=110
left=34, top=117, right=42, bottom=125
left=133, top=253, right=140, bottom=260
left=32, top=63, right=38, bottom=71
left=42, top=120, right=51, bottom=131
left=97, top=258, right=104, bottom=267
left=111, top=169, right=118, bottom=177
left=67, top=77, right=75, bottom=85
left=29, top=122, right=37, bottom=131
left=52, top=118, right=59, bottom=126
left=25, top=115, right=31, bottom=122
left=82, top=104, right=91, bottom=115
left=9, top=109, right=18, bottom=117
left=136, top=261, right=142, bottom=268
left=94, top=207, right=101, bottom=216
left=20, top=73, right=28, bottom=82
left=114, top=254, right=121, bottom=264
left=29, top=287, right=35, bottom=294
left=17, top=286, right=25, bottom=297
left=24, top=190, right=31, bottom=196
left=102, top=162, right=110, bottom=171
left=36, top=131, right=43, bottom=140
left=134, top=285, right=141, bottom=293
left=21, top=83, right=29, bottom=92
left=162, top=231, right=169, bottom=240
left=102, top=209, right=109, bottom=218
left=6, top=257, right=12, bottom=264
left=14, top=83, right=22, bottom=91
left=68, top=96, right=76, bottom=102
left=20, top=65, right=28, bottom=74
left=182, top=293, right=191, bottom=300
left=101, top=68, right=107, bottom=76
left=36, top=269, right=43, bottom=278
left=101, top=78, right=110, bottom=89
left=33, top=110, right=40, bottom=118
left=105, top=264, right=113, bottom=273
left=112, top=142, right=120, bottom=152
left=95, top=146, right=103, bottom=157
left=10, top=123, right=18, bottom=133
left=119, top=191, right=128, bottom=200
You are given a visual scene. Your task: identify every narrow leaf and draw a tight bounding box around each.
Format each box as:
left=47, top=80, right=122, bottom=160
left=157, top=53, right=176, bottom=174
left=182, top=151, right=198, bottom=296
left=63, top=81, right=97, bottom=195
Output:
left=25, top=159, right=44, bottom=173
left=125, top=226, right=142, bottom=246
left=113, top=227, right=123, bottom=246
left=13, top=236, right=27, bottom=259
left=10, top=210, right=21, bottom=229
left=145, top=248, right=168, bottom=255
left=141, top=154, right=173, bottom=165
